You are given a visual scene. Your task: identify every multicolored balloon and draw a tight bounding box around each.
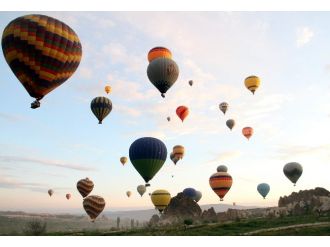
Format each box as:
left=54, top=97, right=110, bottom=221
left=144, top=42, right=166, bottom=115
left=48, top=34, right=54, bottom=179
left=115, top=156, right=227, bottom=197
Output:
left=242, top=127, right=253, bottom=140
left=257, top=183, right=270, bottom=199
left=105, top=85, right=112, bottom=94
left=77, top=178, right=94, bottom=198
left=66, top=193, right=71, bottom=200
left=147, top=57, right=179, bottom=98
left=219, top=102, right=228, bottom=115
left=83, top=195, right=106, bottom=222
left=176, top=106, right=189, bottom=122
left=129, top=137, right=167, bottom=186
left=173, top=145, right=185, bottom=160
left=226, top=119, right=235, bottom=131
left=209, top=171, right=233, bottom=201
left=283, top=162, right=303, bottom=186
left=151, top=189, right=171, bottom=213
left=148, top=47, right=172, bottom=63
left=1, top=14, right=82, bottom=109
left=120, top=157, right=128, bottom=166
left=90, top=96, right=112, bottom=124
left=244, top=75, right=260, bottom=95
left=137, top=185, right=146, bottom=197
left=48, top=189, right=54, bottom=197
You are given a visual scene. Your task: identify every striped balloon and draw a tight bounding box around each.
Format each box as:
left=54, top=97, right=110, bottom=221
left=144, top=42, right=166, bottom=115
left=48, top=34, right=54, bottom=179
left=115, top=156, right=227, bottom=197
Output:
left=176, top=106, right=189, bottom=122
left=209, top=171, right=233, bottom=201
left=147, top=57, right=179, bottom=98
left=219, top=102, right=228, bottom=115
left=129, top=137, right=167, bottom=186
left=90, top=96, right=112, bottom=124
left=83, top=195, right=106, bottom=222
left=77, top=177, right=94, bottom=198
left=148, top=47, right=172, bottom=63
left=1, top=14, right=82, bottom=108
left=244, top=75, right=260, bottom=95
left=151, top=189, right=171, bottom=213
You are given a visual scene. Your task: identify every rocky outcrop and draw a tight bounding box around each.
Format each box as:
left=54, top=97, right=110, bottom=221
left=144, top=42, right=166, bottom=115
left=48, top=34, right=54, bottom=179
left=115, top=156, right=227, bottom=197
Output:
left=201, top=207, right=217, bottom=222
left=278, top=187, right=330, bottom=216
left=162, top=192, right=202, bottom=221
left=149, top=214, right=160, bottom=226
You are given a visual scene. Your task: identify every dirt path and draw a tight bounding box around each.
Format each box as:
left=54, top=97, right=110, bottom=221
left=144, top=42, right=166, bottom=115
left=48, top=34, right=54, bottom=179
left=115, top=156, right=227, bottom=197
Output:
left=243, top=222, right=330, bottom=235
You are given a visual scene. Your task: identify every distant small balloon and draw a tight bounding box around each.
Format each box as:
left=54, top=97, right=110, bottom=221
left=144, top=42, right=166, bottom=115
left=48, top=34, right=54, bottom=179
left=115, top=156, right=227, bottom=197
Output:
left=48, top=189, right=54, bottom=197
left=66, top=194, right=71, bottom=200
left=244, top=75, right=260, bottom=95
left=126, top=191, right=132, bottom=198
left=226, top=119, right=235, bottom=131
left=217, top=165, right=228, bottom=172
left=283, top=162, right=303, bottom=186
left=105, top=85, right=112, bottom=94
left=219, top=102, right=228, bottom=115
left=257, top=183, right=270, bottom=199
left=137, top=185, right=146, bottom=197
left=120, top=157, right=128, bottom=166
left=167, top=116, right=171, bottom=122
left=189, top=80, right=193, bottom=86
left=242, top=127, right=253, bottom=140
left=176, top=106, right=189, bottom=122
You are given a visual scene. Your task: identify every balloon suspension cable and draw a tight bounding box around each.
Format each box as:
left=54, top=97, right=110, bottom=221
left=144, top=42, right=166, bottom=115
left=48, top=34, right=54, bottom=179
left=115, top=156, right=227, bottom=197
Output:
left=145, top=183, right=150, bottom=187
left=220, top=198, right=224, bottom=201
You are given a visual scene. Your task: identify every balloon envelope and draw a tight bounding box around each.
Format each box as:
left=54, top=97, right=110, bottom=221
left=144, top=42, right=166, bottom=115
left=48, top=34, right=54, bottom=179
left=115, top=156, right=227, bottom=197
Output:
left=48, top=189, right=54, bottom=197
left=173, top=145, right=185, bottom=160
left=209, top=171, right=233, bottom=201
left=126, top=191, right=132, bottom=197
left=176, top=106, right=189, bottom=122
left=283, top=162, right=303, bottom=185
left=219, top=102, right=228, bottom=115
left=66, top=194, right=71, bottom=200
left=242, top=127, right=253, bottom=140
left=147, top=57, right=179, bottom=98
left=244, top=75, right=260, bottom=95
left=189, top=80, right=193, bottom=86
left=257, top=183, right=270, bottom=199
left=151, top=189, right=171, bottom=213
left=217, top=165, right=228, bottom=172
left=137, top=185, right=146, bottom=197
left=148, top=47, right=172, bottom=62
left=194, top=191, right=202, bottom=202
left=226, top=119, right=235, bottom=130
left=120, top=157, right=128, bottom=166
left=83, top=195, right=106, bottom=222
left=105, top=85, right=112, bottom=94
left=1, top=14, right=82, bottom=107
left=77, top=178, right=94, bottom=198
left=183, top=188, right=197, bottom=200
left=90, top=96, right=112, bottom=124
left=129, top=137, right=167, bottom=186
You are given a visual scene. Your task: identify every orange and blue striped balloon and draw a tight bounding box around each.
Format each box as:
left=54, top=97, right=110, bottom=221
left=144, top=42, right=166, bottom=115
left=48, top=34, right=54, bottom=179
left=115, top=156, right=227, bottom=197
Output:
left=209, top=171, right=233, bottom=201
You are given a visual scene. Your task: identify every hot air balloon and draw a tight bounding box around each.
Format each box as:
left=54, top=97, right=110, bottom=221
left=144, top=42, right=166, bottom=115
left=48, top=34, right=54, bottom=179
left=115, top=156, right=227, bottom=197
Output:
left=189, top=80, right=193, bottom=86
left=167, top=116, right=171, bottom=122
left=120, top=157, right=128, bottom=166
left=176, top=106, right=189, bottom=122
left=66, top=194, right=71, bottom=200
left=219, top=102, right=228, bottom=115
left=126, top=191, right=132, bottom=198
left=105, top=85, right=112, bottom=94
left=226, top=119, right=235, bottom=131
left=257, top=183, right=270, bottom=199
left=90, top=96, right=112, bottom=124
left=170, top=152, right=180, bottom=165
left=148, top=47, right=172, bottom=63
left=151, top=189, right=171, bottom=213
left=194, top=191, right=202, bottom=203
left=209, top=171, right=233, bottom=201
left=77, top=178, right=94, bottom=198
left=244, top=75, right=260, bottom=95
left=48, top=189, right=54, bottom=197
left=147, top=57, right=179, bottom=98
left=242, top=127, right=253, bottom=140
left=83, top=195, right=106, bottom=222
left=173, top=145, right=185, bottom=160
left=217, top=165, right=228, bottom=172
left=129, top=137, right=167, bottom=187
left=283, top=162, right=303, bottom=186
left=137, top=185, right=146, bottom=197
left=1, top=14, right=82, bottom=109
left=183, top=188, right=197, bottom=200
left=233, top=202, right=236, bottom=206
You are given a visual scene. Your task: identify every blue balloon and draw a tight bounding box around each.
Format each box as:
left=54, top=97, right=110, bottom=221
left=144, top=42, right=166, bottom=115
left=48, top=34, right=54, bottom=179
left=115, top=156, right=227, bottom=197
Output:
left=257, top=183, right=270, bottom=199
left=129, top=137, right=167, bottom=186
left=183, top=188, right=197, bottom=200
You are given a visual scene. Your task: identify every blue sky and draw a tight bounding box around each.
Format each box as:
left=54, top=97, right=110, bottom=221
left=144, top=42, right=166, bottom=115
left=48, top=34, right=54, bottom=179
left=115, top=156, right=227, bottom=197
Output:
left=0, top=11, right=330, bottom=213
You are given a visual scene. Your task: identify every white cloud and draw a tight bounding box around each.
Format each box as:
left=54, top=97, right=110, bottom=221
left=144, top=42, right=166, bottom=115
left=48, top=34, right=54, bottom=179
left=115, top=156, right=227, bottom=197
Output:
left=296, top=27, right=314, bottom=47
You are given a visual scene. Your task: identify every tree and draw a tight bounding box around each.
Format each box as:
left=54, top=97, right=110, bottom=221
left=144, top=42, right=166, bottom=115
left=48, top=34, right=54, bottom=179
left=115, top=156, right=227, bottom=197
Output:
left=131, top=219, right=134, bottom=228
left=23, top=218, right=47, bottom=236
left=116, top=217, right=120, bottom=229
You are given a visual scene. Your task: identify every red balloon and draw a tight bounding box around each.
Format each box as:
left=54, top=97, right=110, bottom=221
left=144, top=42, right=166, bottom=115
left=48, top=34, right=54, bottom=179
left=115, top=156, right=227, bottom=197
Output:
left=176, top=106, right=189, bottom=122
left=242, top=127, right=254, bottom=140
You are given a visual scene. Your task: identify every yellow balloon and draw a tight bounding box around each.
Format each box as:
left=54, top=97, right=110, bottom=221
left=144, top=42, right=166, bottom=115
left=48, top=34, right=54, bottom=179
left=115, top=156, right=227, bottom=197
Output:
left=105, top=85, right=112, bottom=94
left=120, top=157, right=128, bottom=166
left=151, top=189, right=171, bottom=213
left=244, top=75, right=260, bottom=95
left=173, top=145, right=185, bottom=160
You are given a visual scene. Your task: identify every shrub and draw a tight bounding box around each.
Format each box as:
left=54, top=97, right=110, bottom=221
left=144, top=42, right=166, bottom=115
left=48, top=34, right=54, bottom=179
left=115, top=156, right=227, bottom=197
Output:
left=183, top=219, right=193, bottom=226
left=23, top=218, right=47, bottom=236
